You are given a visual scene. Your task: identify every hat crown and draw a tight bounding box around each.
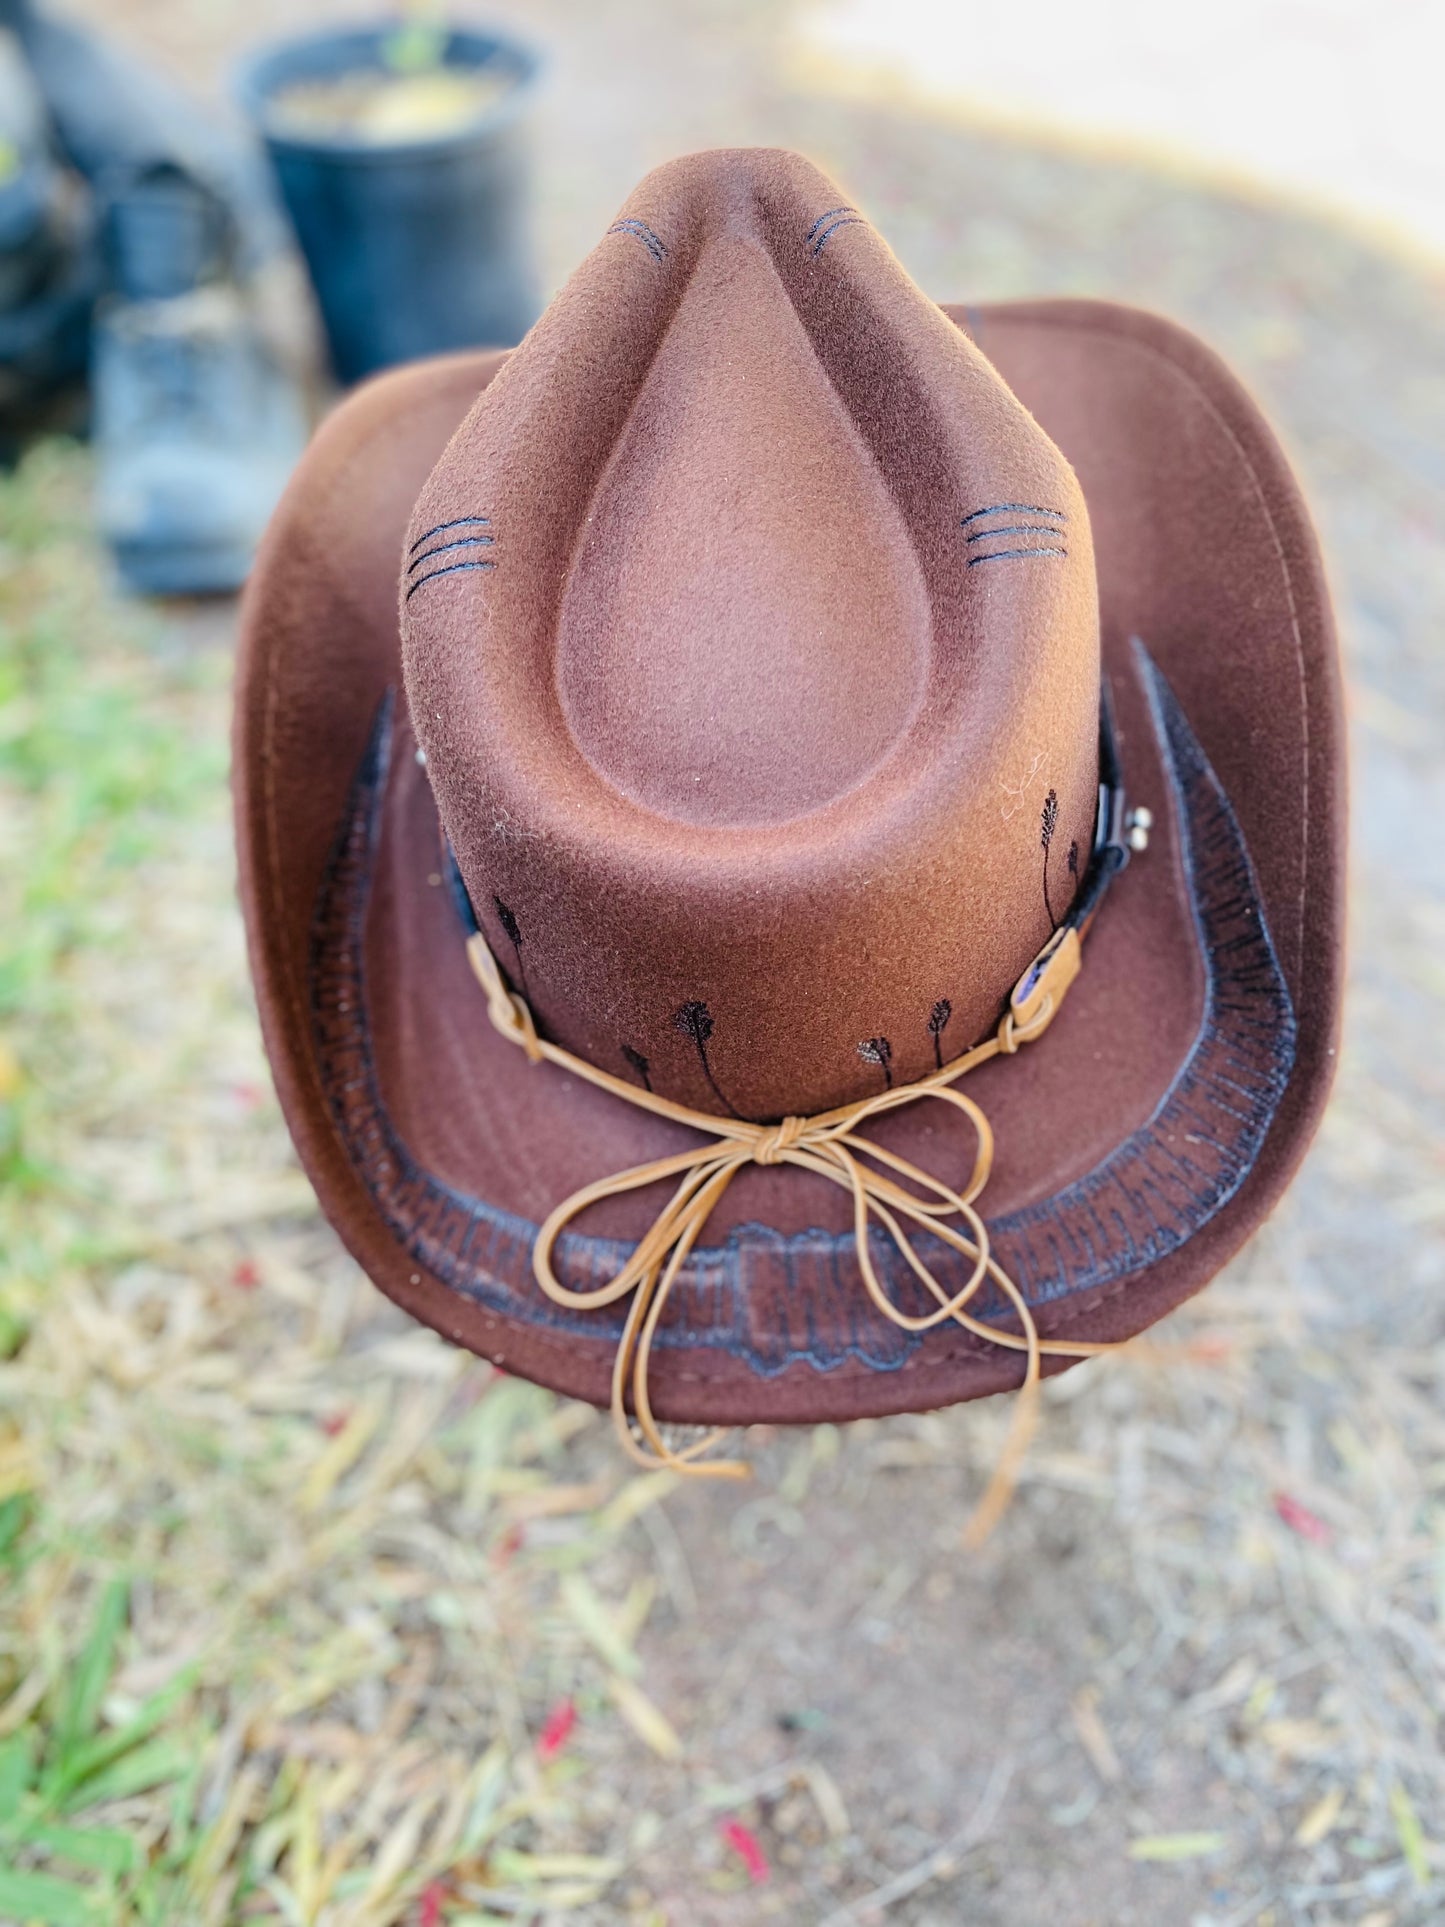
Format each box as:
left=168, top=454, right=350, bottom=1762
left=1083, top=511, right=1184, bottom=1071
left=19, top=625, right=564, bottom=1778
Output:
left=560, top=223, right=931, bottom=828
left=403, top=149, right=1100, bottom=1120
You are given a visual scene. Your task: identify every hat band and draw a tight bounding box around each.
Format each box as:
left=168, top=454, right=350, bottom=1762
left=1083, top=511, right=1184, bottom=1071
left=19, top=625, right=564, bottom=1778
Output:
left=461, top=700, right=1136, bottom=1544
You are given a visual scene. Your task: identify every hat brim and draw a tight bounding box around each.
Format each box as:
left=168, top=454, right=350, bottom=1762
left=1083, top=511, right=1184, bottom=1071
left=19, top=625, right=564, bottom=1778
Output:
left=235, top=300, right=1344, bottom=1424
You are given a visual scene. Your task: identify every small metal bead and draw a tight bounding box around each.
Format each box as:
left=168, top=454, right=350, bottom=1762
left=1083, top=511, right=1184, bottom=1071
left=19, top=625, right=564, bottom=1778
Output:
left=1132, top=804, right=1153, bottom=829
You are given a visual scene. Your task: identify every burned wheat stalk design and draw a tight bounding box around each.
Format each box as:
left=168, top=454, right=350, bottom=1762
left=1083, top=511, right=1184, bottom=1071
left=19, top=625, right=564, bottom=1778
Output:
left=1040, top=789, right=1059, bottom=926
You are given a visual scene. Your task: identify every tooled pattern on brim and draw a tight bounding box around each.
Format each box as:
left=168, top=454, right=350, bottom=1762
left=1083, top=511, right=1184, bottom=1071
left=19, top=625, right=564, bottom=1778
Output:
left=306, top=641, right=1296, bottom=1377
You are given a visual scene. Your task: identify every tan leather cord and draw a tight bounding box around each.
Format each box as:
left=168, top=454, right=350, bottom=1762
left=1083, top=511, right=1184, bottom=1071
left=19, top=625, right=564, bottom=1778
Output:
left=466, top=923, right=1123, bottom=1546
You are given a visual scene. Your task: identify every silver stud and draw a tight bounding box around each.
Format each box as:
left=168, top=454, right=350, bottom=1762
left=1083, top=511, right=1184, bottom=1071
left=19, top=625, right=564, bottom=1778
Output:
left=1126, top=805, right=1152, bottom=853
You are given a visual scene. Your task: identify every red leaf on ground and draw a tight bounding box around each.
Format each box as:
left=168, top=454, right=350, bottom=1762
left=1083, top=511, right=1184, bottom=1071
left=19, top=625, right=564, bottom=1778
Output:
left=537, top=1697, right=577, bottom=1762
left=493, top=1523, right=525, bottom=1567
left=321, top=1410, right=349, bottom=1437
left=720, top=1818, right=770, bottom=1883
left=1187, top=1333, right=1234, bottom=1362
left=417, top=1881, right=446, bottom=1927
left=231, top=1260, right=260, bottom=1290
left=1274, top=1491, right=1332, bottom=1544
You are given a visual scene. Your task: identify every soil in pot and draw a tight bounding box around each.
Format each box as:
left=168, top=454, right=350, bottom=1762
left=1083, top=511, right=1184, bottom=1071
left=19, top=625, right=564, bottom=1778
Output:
left=263, top=30, right=517, bottom=146
left=266, top=66, right=516, bottom=145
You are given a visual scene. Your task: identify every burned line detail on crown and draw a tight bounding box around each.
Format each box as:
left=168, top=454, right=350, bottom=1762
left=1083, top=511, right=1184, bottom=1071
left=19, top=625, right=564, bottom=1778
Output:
left=607, top=218, right=669, bottom=262
left=406, top=515, right=497, bottom=600
left=961, top=501, right=1068, bottom=568
left=804, top=205, right=863, bottom=255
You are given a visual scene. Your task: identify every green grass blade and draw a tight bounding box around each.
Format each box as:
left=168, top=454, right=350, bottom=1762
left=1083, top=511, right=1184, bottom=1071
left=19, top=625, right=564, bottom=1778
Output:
left=0, top=1865, right=109, bottom=1925
left=11, top=1819, right=140, bottom=1877
left=49, top=1578, right=128, bottom=1776
left=1389, top=1781, right=1429, bottom=1884
left=58, top=1735, right=194, bottom=1814
left=49, top=1665, right=199, bottom=1805
left=0, top=1732, right=37, bottom=1822
left=0, top=1493, right=33, bottom=1566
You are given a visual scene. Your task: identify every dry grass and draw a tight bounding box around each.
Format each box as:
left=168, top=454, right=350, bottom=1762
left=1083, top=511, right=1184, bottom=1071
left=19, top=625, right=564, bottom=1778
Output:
left=0, top=447, right=707, bottom=1924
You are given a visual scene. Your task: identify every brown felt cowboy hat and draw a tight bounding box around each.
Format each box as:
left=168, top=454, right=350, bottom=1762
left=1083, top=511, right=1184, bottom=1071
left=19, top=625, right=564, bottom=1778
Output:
left=235, top=148, right=1345, bottom=1468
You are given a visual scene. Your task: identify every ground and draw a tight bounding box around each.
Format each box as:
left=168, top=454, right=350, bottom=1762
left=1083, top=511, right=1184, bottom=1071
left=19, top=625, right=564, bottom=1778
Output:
left=1, top=2, right=1443, bottom=1923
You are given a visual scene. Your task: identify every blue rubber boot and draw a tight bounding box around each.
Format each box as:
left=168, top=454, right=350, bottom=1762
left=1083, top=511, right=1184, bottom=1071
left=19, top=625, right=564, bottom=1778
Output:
left=92, top=161, right=306, bottom=595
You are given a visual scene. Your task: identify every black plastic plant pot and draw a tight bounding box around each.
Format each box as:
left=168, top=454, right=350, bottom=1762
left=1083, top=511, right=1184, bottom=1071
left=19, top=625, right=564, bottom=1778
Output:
left=236, top=23, right=541, bottom=384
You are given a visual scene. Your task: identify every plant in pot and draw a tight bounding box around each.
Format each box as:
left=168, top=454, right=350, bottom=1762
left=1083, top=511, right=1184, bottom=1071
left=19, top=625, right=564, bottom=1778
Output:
left=236, top=14, right=541, bottom=384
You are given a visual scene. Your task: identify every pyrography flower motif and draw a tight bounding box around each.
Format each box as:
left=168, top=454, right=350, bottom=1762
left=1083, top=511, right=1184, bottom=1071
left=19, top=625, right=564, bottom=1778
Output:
left=857, top=1035, right=893, bottom=1090
left=674, top=999, right=736, bottom=1115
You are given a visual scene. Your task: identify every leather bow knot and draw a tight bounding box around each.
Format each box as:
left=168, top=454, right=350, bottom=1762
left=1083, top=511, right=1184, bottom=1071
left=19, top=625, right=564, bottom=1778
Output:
left=752, top=1115, right=807, bottom=1164
left=465, top=919, right=1117, bottom=1543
